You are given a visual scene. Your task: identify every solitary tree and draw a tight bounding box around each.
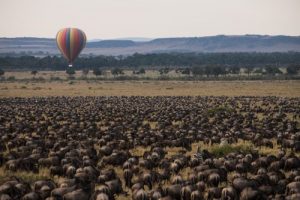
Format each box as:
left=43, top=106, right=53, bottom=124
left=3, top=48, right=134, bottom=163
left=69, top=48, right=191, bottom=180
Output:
left=111, top=68, right=124, bottom=77
left=204, top=65, right=212, bottom=77
left=265, top=66, right=282, bottom=75
left=159, top=67, right=169, bottom=75
left=211, top=65, right=225, bottom=77
left=191, top=66, right=204, bottom=77
left=93, top=68, right=102, bottom=76
left=286, top=65, right=299, bottom=75
left=244, top=66, right=254, bottom=77
left=66, top=68, right=76, bottom=76
left=31, top=70, right=38, bottom=76
left=138, top=68, right=146, bottom=74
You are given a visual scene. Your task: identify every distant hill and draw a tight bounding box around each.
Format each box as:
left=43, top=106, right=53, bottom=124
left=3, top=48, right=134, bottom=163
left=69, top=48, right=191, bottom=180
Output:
left=0, top=35, right=300, bottom=56
left=86, top=40, right=136, bottom=48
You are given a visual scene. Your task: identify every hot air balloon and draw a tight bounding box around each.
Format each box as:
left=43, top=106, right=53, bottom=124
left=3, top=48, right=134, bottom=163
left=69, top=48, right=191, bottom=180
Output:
left=56, top=28, right=86, bottom=67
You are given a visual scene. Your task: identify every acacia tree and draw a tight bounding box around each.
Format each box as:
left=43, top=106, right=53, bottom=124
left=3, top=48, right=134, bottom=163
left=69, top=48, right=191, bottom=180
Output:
left=244, top=66, right=254, bottom=77
left=66, top=68, right=76, bottom=76
left=176, top=68, right=191, bottom=76
left=31, top=70, right=38, bottom=76
left=191, top=66, right=204, bottom=77
left=134, top=68, right=146, bottom=75
left=211, top=65, right=225, bottom=77
left=159, top=67, right=170, bottom=75
left=286, top=65, right=299, bottom=75
left=111, top=68, right=124, bottom=77
left=139, top=68, right=146, bottom=74
left=93, top=68, right=102, bottom=76
left=265, top=66, right=282, bottom=75
left=204, top=65, right=212, bottom=77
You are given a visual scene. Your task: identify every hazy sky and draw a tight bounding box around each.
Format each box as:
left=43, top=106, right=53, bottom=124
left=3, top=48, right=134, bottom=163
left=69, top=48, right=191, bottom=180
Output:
left=0, top=0, right=299, bottom=39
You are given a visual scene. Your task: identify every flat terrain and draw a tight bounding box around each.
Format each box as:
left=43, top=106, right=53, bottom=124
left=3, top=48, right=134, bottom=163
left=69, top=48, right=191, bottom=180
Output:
left=0, top=80, right=300, bottom=97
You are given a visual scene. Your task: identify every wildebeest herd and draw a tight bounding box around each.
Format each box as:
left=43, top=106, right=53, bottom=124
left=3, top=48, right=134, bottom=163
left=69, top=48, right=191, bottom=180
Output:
left=0, top=96, right=299, bottom=200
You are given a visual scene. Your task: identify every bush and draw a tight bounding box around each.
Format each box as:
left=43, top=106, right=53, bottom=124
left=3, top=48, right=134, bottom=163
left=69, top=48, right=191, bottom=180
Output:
left=31, top=70, right=38, bottom=76
left=139, top=68, right=146, bottom=74
left=181, top=68, right=191, bottom=75
left=50, top=76, right=61, bottom=81
left=210, top=144, right=254, bottom=157
left=192, top=66, right=204, bottom=76
left=93, top=68, right=102, bottom=76
left=113, top=75, right=138, bottom=80
left=286, top=65, right=299, bottom=75
left=7, top=76, right=15, bottom=81
left=111, top=68, right=124, bottom=76
left=264, top=66, right=282, bottom=75
left=0, top=168, right=50, bottom=184
left=31, top=76, right=45, bottom=82
left=207, top=106, right=233, bottom=116
left=159, top=67, right=170, bottom=75
left=0, top=69, right=4, bottom=76
left=66, top=68, right=76, bottom=76
left=33, top=87, right=42, bottom=90
left=68, top=76, right=76, bottom=80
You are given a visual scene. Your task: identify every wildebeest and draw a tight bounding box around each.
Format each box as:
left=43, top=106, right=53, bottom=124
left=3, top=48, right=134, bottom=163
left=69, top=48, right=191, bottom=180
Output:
left=0, top=96, right=299, bottom=200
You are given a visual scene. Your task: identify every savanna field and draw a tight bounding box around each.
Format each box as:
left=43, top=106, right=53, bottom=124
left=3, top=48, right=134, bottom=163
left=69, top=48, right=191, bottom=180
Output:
left=1, top=70, right=300, bottom=97
left=0, top=74, right=300, bottom=200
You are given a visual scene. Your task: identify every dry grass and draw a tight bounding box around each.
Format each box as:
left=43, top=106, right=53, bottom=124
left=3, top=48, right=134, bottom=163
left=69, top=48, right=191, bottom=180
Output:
left=167, top=139, right=300, bottom=159
left=0, top=80, right=299, bottom=97
left=130, top=146, right=151, bottom=157
left=0, top=167, right=52, bottom=184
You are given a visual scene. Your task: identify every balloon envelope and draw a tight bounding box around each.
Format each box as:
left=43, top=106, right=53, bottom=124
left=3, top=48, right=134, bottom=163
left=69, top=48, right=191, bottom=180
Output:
left=56, top=28, right=86, bottom=67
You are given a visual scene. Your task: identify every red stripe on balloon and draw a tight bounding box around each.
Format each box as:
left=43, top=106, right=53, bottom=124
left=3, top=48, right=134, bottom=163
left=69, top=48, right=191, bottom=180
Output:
left=61, top=29, right=69, bottom=61
left=73, top=29, right=79, bottom=62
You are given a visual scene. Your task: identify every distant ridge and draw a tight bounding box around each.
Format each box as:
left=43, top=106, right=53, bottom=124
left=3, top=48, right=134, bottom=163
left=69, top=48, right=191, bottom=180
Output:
left=0, top=35, right=300, bottom=56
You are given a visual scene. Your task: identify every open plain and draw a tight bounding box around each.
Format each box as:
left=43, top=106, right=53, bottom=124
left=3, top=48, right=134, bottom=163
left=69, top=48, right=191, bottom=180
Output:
left=1, top=80, right=300, bottom=97
left=0, top=78, right=300, bottom=199
left=0, top=71, right=300, bottom=200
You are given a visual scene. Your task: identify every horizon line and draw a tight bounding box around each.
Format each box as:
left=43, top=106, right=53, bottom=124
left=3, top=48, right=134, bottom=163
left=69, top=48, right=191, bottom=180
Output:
left=0, top=34, right=300, bottom=41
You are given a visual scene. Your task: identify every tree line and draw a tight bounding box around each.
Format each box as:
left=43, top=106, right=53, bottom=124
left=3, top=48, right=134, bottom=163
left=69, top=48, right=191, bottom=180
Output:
left=61, top=65, right=299, bottom=78
left=0, top=52, right=300, bottom=71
